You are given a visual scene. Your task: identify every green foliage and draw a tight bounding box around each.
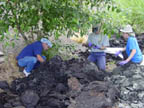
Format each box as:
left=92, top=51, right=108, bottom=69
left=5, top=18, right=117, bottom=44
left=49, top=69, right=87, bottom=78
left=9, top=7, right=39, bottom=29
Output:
left=100, top=4, right=130, bottom=37
left=1, top=0, right=144, bottom=42
left=0, top=0, right=41, bottom=43
left=87, top=0, right=129, bottom=37
left=43, top=40, right=76, bottom=60
left=0, top=0, right=112, bottom=59
left=87, top=0, right=144, bottom=36
left=114, top=0, right=144, bottom=33
left=0, top=0, right=113, bottom=42
left=6, top=0, right=144, bottom=59
left=44, top=44, right=60, bottom=60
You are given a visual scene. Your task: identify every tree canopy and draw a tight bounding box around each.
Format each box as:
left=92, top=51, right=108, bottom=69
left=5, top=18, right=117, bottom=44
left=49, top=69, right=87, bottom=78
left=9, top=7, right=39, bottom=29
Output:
left=0, top=0, right=144, bottom=44
left=0, top=0, right=112, bottom=42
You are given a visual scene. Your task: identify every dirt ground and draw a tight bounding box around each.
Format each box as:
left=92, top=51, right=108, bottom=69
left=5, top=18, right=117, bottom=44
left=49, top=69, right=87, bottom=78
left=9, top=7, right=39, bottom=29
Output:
left=0, top=54, right=25, bottom=84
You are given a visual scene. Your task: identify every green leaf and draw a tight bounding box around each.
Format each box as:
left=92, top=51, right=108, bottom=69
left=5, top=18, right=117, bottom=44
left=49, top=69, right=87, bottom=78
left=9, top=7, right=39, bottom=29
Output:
left=11, top=42, right=15, bottom=48
left=0, top=34, right=5, bottom=41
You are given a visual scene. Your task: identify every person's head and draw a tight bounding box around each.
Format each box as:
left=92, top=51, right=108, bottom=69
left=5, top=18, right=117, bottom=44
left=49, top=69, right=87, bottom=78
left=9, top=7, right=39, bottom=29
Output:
left=41, top=38, right=53, bottom=50
left=120, top=25, right=135, bottom=39
left=92, top=27, right=99, bottom=34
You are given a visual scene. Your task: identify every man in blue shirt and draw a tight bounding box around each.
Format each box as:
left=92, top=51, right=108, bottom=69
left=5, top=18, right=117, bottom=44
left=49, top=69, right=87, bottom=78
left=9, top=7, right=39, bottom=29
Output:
left=16, top=38, right=53, bottom=77
left=115, top=25, right=143, bottom=65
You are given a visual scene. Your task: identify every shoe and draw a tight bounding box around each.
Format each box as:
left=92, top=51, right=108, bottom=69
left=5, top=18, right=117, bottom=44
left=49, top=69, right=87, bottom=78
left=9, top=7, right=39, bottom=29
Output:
left=23, top=69, right=31, bottom=77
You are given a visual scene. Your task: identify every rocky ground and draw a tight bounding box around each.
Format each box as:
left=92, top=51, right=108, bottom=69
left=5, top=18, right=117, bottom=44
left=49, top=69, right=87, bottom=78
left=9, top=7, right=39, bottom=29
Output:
left=0, top=34, right=144, bottom=108
left=0, top=56, right=119, bottom=108
left=1, top=55, right=144, bottom=108
left=109, top=63, right=144, bottom=108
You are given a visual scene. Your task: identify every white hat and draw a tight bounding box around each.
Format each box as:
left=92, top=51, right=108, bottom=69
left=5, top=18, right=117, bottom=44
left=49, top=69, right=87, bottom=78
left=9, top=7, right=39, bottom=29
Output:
left=41, top=38, right=53, bottom=48
left=120, top=25, right=133, bottom=33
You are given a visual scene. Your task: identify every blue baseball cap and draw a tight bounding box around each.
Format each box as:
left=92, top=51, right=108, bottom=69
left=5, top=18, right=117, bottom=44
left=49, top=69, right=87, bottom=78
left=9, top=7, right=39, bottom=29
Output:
left=41, top=38, right=53, bottom=48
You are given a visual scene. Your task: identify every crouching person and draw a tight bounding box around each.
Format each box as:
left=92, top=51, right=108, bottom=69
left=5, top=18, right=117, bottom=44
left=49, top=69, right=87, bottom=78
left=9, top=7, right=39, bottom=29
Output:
left=16, top=38, right=52, bottom=77
left=115, top=25, right=143, bottom=66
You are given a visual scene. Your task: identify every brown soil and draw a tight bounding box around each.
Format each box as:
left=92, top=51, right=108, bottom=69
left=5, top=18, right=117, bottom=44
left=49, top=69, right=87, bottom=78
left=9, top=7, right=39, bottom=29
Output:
left=0, top=54, right=24, bottom=84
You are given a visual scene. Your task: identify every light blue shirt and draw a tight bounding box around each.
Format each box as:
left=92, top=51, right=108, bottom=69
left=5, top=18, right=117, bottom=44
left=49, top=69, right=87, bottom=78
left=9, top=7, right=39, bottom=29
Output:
left=126, top=36, right=143, bottom=63
left=88, top=33, right=109, bottom=52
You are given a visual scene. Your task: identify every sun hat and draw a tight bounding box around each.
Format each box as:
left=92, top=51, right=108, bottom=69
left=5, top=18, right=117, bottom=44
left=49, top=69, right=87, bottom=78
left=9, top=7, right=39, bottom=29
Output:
left=41, top=38, right=53, bottom=48
left=120, top=25, right=133, bottom=33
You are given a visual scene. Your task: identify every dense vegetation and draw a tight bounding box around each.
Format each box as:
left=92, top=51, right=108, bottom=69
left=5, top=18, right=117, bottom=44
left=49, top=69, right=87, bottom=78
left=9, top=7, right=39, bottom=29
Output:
left=0, top=0, right=144, bottom=58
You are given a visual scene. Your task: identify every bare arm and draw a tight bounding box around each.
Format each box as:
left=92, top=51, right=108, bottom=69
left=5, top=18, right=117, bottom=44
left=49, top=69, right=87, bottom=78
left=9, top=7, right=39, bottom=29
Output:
left=36, top=55, right=45, bottom=63
left=125, top=49, right=136, bottom=62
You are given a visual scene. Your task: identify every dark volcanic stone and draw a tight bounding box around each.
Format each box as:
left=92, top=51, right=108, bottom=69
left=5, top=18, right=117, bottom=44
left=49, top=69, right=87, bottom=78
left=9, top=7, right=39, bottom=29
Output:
left=0, top=103, right=4, bottom=108
left=1, top=56, right=119, bottom=108
left=4, top=103, right=12, bottom=108
left=21, top=90, right=39, bottom=107
left=0, top=81, right=9, bottom=90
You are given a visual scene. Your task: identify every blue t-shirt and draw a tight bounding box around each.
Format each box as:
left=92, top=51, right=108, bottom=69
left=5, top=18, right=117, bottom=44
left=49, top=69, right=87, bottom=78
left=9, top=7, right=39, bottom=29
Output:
left=126, top=36, right=143, bottom=63
left=16, top=41, right=43, bottom=60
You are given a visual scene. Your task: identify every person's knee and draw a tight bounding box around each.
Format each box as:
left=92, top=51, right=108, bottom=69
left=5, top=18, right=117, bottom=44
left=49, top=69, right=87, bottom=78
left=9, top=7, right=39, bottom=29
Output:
left=18, top=59, right=25, bottom=67
left=31, top=57, right=37, bottom=63
left=88, top=55, right=95, bottom=62
left=97, top=57, right=106, bottom=71
left=18, top=60, right=23, bottom=67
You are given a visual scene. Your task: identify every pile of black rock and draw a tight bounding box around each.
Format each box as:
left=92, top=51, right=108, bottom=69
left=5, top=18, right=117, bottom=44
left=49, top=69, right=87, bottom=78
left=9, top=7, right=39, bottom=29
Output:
left=74, top=34, right=144, bottom=108
left=0, top=56, right=119, bottom=108
left=106, top=34, right=144, bottom=108
left=107, top=63, right=144, bottom=108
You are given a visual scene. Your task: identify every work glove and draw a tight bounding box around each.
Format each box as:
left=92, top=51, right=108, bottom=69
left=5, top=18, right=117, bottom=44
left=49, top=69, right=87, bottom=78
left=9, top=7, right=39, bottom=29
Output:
left=119, top=60, right=128, bottom=66
left=93, top=45, right=101, bottom=49
left=88, top=42, right=93, bottom=47
left=115, top=51, right=121, bottom=57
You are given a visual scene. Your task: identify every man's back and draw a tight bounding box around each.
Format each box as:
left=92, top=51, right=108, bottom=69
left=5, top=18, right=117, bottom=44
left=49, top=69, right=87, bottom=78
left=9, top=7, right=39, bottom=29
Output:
left=16, top=41, right=43, bottom=60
